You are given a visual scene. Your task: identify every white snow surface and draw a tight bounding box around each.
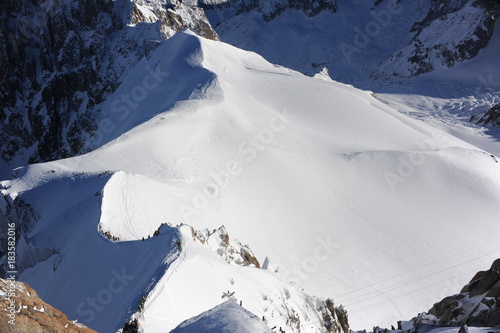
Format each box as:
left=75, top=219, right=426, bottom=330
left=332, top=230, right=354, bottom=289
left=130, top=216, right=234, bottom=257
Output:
left=170, top=300, right=273, bottom=333
left=2, top=30, right=500, bottom=330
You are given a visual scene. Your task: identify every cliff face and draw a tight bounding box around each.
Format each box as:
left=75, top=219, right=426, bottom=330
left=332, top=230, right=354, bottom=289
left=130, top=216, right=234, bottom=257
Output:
left=0, top=278, right=96, bottom=333
left=203, top=0, right=498, bottom=84
left=0, top=0, right=217, bottom=178
left=200, top=0, right=337, bottom=22
left=241, top=0, right=338, bottom=21
left=473, top=103, right=500, bottom=126
left=413, top=259, right=500, bottom=327
left=373, top=0, right=499, bottom=78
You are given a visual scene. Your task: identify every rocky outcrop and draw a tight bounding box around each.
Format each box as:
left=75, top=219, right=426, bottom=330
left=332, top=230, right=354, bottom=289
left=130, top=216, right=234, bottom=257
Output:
left=0, top=194, right=47, bottom=278
left=0, top=0, right=217, bottom=178
left=373, top=0, right=499, bottom=78
left=321, top=298, right=349, bottom=333
left=0, top=193, right=57, bottom=279
left=189, top=225, right=261, bottom=268
left=0, top=278, right=96, bottom=333
left=132, top=1, right=219, bottom=40
left=413, top=258, right=500, bottom=327
left=473, top=103, right=500, bottom=126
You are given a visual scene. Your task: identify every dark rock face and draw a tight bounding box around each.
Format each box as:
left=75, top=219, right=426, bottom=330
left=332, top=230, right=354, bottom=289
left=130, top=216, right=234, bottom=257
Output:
left=0, top=0, right=217, bottom=177
left=320, top=298, right=349, bottom=333
left=373, top=0, right=499, bottom=78
left=0, top=194, right=54, bottom=278
left=473, top=103, right=500, bottom=126
left=410, top=0, right=469, bottom=33
left=201, top=0, right=337, bottom=22
left=413, top=259, right=500, bottom=327
left=410, top=0, right=497, bottom=73
left=1, top=0, right=120, bottom=166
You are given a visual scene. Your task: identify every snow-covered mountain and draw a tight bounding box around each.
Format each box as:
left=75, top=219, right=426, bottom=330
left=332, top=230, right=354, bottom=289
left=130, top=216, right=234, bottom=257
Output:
left=203, top=0, right=498, bottom=82
left=2, top=0, right=498, bottom=178
left=170, top=300, right=275, bottom=333
left=2, top=29, right=500, bottom=332
left=2, top=0, right=500, bottom=332
left=204, top=0, right=500, bottom=128
left=203, top=0, right=500, bottom=132
left=0, top=0, right=217, bottom=178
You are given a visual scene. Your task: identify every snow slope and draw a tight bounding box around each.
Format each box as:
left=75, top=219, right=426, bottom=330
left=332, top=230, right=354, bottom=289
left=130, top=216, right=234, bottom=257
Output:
left=3, top=30, right=500, bottom=330
left=205, top=0, right=500, bottom=157
left=10, top=173, right=181, bottom=332
left=170, top=300, right=273, bottom=333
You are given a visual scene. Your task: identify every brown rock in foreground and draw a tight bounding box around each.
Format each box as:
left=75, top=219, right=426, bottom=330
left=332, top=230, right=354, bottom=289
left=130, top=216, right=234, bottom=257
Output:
left=0, top=278, right=96, bottom=333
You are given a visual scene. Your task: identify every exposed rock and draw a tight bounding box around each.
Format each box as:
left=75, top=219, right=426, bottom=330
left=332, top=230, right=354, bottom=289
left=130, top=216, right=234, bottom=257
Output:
left=132, top=1, right=219, bottom=40
left=322, top=298, right=349, bottom=333
left=492, top=259, right=500, bottom=271
left=240, top=247, right=260, bottom=268
left=458, top=323, right=469, bottom=333
left=372, top=0, right=499, bottom=78
left=189, top=225, right=261, bottom=268
left=201, top=0, right=337, bottom=22
left=0, top=195, right=50, bottom=278
left=413, top=258, right=500, bottom=327
left=473, top=103, right=500, bottom=126
left=0, top=278, right=96, bottom=333
left=0, top=0, right=217, bottom=177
